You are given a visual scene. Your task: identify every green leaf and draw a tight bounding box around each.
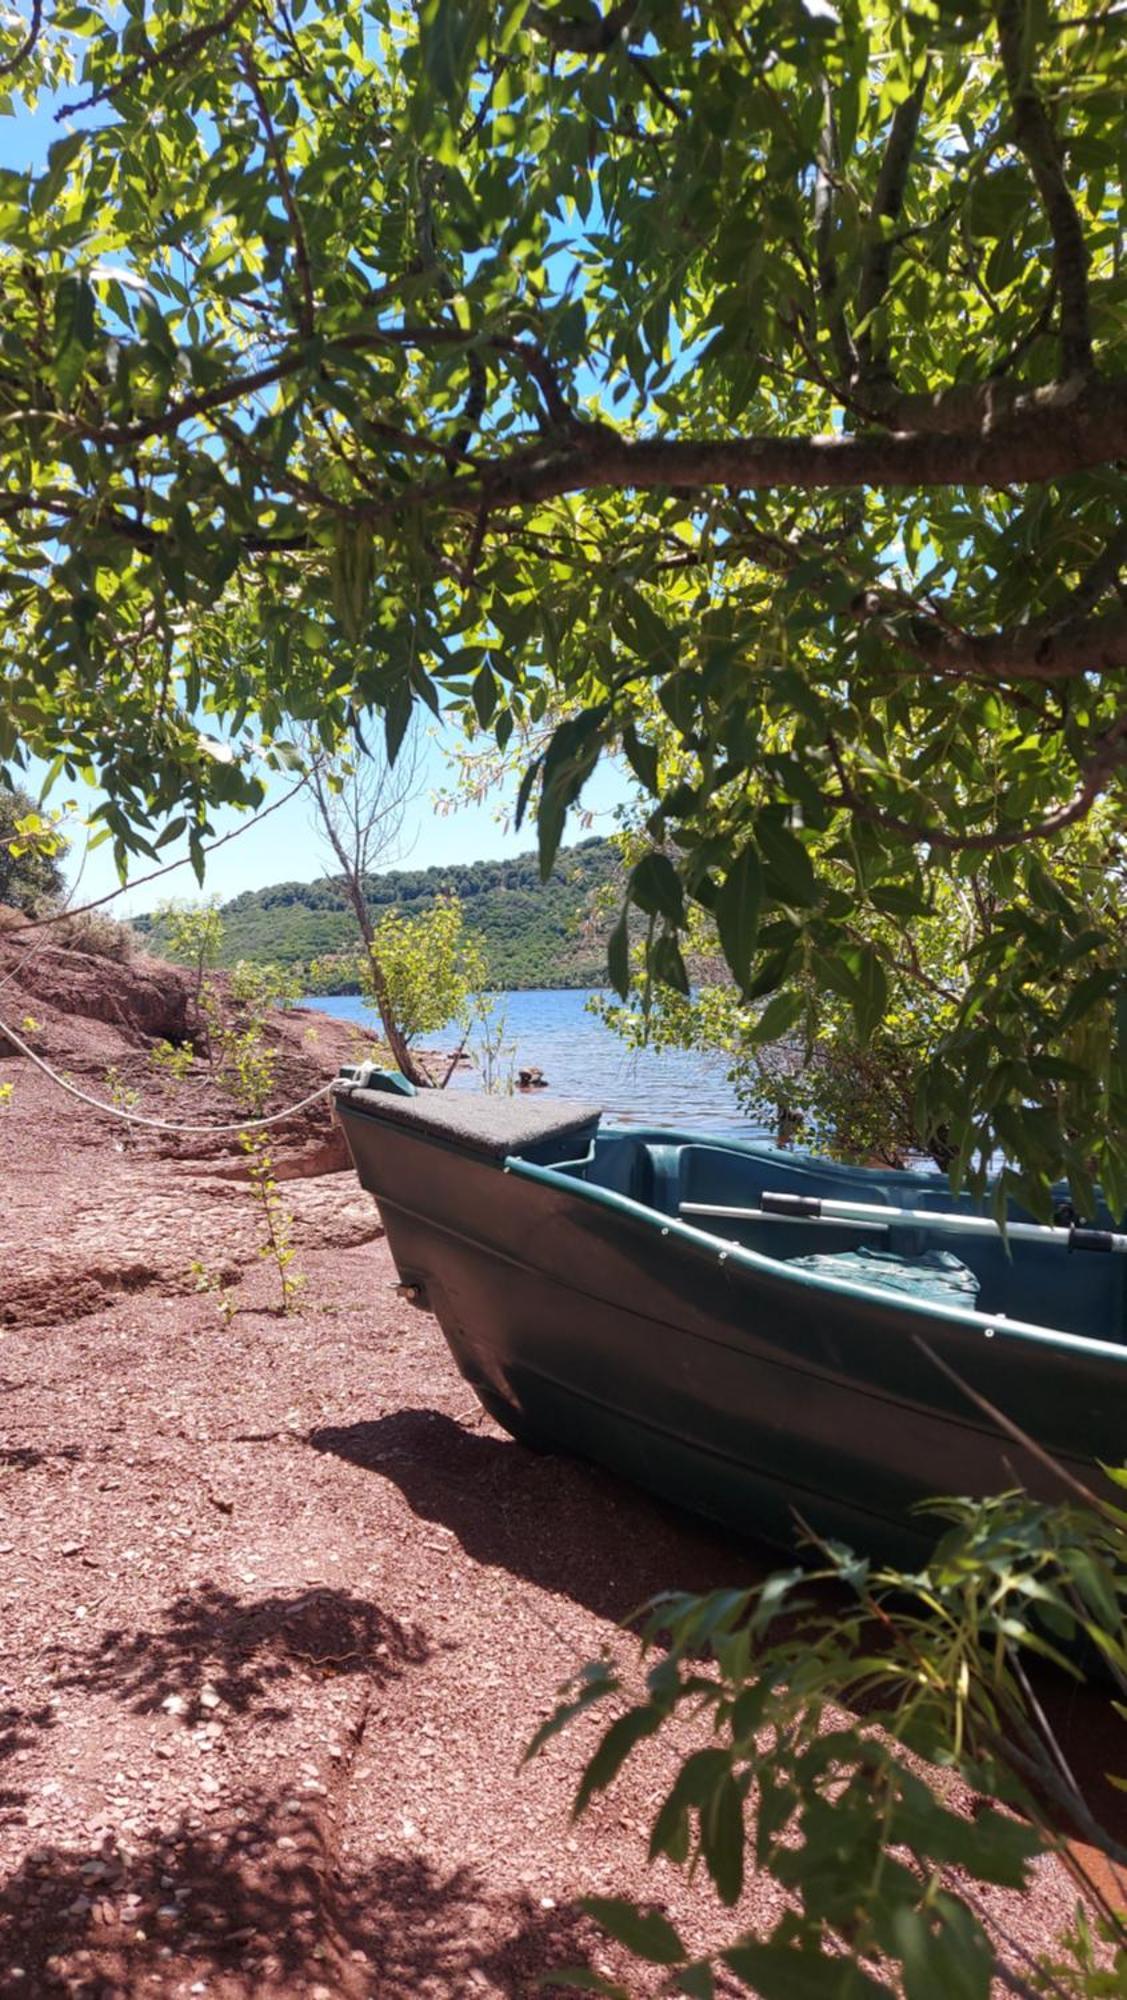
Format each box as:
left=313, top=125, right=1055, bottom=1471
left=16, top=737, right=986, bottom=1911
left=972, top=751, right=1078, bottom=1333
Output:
left=575, top=1704, right=666, bottom=1814
left=384, top=680, right=413, bottom=766
left=851, top=947, right=888, bottom=1042
left=750, top=988, right=803, bottom=1044
left=701, top=1772, right=745, bottom=1906
left=607, top=904, right=630, bottom=1000
left=54, top=274, right=97, bottom=403
left=630, top=852, right=684, bottom=926
left=650, top=1747, right=731, bottom=1862
left=621, top=723, right=659, bottom=794
left=419, top=0, right=487, bottom=108
left=651, top=928, right=690, bottom=996
left=472, top=664, right=498, bottom=728
left=582, top=1897, right=686, bottom=1967
left=757, top=818, right=818, bottom=909
left=536, top=707, right=608, bottom=880
left=715, top=847, right=763, bottom=992
left=723, top=1945, right=893, bottom=1999
left=514, top=754, right=544, bottom=832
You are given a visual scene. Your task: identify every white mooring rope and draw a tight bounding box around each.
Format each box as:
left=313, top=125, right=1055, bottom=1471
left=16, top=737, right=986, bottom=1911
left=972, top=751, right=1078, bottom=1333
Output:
left=0, top=1011, right=338, bottom=1136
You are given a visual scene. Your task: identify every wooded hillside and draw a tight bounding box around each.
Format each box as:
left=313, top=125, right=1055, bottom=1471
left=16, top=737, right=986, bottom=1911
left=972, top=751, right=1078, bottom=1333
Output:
left=139, top=838, right=619, bottom=992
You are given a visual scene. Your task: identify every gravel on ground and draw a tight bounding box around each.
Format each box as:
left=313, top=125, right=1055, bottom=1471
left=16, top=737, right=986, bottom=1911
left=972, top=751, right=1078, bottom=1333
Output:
left=1, top=1008, right=1120, bottom=1997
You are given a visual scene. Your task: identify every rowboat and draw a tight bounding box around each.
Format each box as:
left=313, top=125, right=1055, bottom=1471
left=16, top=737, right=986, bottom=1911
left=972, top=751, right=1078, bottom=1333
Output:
left=333, top=1068, right=1127, bottom=1564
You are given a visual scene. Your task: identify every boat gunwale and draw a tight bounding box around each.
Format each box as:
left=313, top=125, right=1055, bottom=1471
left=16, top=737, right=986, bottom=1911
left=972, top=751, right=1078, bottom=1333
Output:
left=501, top=1155, right=1127, bottom=1367
left=332, top=1090, right=1126, bottom=1362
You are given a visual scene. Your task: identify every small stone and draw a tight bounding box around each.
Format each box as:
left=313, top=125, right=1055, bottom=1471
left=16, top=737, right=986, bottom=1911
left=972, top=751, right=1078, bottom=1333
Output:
left=161, top=1695, right=187, bottom=1717
left=199, top=1685, right=221, bottom=1711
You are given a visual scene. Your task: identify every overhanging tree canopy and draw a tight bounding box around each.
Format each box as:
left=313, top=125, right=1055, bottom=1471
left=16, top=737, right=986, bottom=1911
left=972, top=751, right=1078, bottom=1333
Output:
left=1, top=0, right=1125, bottom=1202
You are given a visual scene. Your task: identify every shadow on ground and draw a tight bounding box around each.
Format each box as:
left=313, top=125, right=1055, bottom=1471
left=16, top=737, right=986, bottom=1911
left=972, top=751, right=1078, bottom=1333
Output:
left=0, top=1443, right=82, bottom=1471
left=45, top=1583, right=430, bottom=1719
left=1, top=1702, right=56, bottom=1834
left=308, top=1407, right=770, bottom=1622
left=0, top=1789, right=606, bottom=1998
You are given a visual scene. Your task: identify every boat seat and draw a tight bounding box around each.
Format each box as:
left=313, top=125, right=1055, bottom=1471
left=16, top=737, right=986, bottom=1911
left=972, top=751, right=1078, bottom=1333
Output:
left=334, top=1080, right=602, bottom=1164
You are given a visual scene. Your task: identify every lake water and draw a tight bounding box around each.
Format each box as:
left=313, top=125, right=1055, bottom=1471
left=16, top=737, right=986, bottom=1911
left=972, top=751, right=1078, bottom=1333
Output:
left=306, top=988, right=769, bottom=1138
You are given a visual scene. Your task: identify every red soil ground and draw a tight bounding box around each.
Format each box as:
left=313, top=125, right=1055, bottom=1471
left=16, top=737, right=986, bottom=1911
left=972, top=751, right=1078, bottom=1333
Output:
left=0, top=930, right=1120, bottom=1996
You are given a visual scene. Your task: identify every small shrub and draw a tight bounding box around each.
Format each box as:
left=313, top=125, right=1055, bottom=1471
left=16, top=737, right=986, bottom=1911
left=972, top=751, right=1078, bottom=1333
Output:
left=103, top=1064, right=141, bottom=1147
left=53, top=909, right=137, bottom=961
left=189, top=1259, right=237, bottom=1323
left=531, top=1486, right=1127, bottom=2000
left=150, top=1038, right=195, bottom=1083
left=203, top=973, right=304, bottom=1315
left=228, top=958, right=303, bottom=1014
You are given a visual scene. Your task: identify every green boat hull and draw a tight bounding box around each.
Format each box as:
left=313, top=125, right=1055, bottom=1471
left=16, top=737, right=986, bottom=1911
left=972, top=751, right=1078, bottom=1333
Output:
left=333, top=1076, right=1127, bottom=1565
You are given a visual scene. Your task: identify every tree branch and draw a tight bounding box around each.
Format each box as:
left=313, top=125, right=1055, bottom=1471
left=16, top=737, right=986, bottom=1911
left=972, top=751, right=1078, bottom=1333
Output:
left=1068, top=523, right=1127, bottom=618
left=413, top=179, right=489, bottom=459
left=239, top=47, right=316, bottom=342
left=862, top=603, right=1127, bottom=685
left=527, top=2, right=640, bottom=54
left=626, top=51, right=686, bottom=122
left=423, top=373, right=1127, bottom=509
left=829, top=714, right=1127, bottom=852
left=854, top=71, right=928, bottom=392
left=57, top=0, right=256, bottom=118
left=16, top=361, right=1127, bottom=538
left=994, top=0, right=1092, bottom=376
left=862, top=372, right=1079, bottom=435
left=498, top=336, right=582, bottom=431
left=19, top=772, right=315, bottom=933
left=813, top=82, right=857, bottom=388
left=0, top=0, right=42, bottom=78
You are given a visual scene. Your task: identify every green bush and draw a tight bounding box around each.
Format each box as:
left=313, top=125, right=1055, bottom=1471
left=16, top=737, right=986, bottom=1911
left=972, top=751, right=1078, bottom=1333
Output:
left=0, top=786, right=67, bottom=912
left=532, top=1484, right=1127, bottom=2000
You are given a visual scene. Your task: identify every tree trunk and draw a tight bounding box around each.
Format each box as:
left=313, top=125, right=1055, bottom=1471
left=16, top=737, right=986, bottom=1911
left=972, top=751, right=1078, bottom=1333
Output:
left=307, top=753, right=433, bottom=1088
left=340, top=876, right=432, bottom=1088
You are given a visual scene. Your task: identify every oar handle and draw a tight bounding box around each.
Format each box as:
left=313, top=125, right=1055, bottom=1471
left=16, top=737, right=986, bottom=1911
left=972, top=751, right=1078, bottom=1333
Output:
left=758, top=1191, right=1127, bottom=1254
left=1069, top=1227, right=1119, bottom=1254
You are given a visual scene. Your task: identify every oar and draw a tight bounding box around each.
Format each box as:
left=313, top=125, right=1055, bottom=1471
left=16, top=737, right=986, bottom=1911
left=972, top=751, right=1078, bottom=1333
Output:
left=680, top=1203, right=889, bottom=1235
left=683, top=1190, right=1127, bottom=1254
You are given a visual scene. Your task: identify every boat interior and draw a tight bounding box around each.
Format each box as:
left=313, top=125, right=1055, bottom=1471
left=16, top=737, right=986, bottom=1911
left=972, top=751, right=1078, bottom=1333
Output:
left=335, top=1073, right=1124, bottom=1342
left=541, top=1126, right=1127, bottom=1341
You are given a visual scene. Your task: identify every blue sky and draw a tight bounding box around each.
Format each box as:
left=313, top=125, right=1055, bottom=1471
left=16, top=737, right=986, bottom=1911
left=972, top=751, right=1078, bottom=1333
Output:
left=4, top=53, right=634, bottom=916
left=46, top=733, right=631, bottom=917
